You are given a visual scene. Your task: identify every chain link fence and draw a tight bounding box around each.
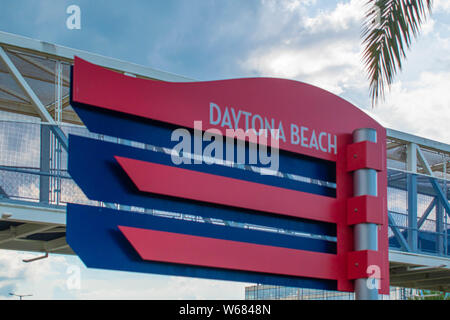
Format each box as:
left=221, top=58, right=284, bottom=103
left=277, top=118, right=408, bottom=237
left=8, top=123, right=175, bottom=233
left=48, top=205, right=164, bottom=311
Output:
left=244, top=284, right=416, bottom=300
left=388, top=169, right=449, bottom=256
left=0, top=120, right=98, bottom=206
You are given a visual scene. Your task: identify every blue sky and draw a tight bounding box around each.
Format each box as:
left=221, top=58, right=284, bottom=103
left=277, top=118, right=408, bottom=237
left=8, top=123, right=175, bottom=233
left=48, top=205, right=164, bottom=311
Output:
left=0, top=0, right=450, bottom=299
left=2, top=0, right=450, bottom=130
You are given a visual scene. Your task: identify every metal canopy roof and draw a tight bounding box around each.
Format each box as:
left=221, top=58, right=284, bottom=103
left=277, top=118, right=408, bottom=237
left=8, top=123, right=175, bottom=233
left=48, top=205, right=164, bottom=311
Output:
left=0, top=31, right=193, bottom=124
left=0, top=200, right=70, bottom=255
left=0, top=31, right=195, bottom=257
left=389, top=251, right=450, bottom=292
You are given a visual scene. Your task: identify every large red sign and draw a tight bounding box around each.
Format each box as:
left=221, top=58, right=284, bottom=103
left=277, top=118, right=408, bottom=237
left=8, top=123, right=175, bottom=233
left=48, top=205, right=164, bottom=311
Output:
left=68, top=57, right=389, bottom=294
left=72, top=57, right=384, bottom=162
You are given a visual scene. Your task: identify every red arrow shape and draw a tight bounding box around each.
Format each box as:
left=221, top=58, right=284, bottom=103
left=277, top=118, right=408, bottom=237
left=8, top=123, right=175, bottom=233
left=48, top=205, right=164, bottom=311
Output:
left=119, top=225, right=341, bottom=280
left=115, top=156, right=339, bottom=223
left=71, top=57, right=385, bottom=162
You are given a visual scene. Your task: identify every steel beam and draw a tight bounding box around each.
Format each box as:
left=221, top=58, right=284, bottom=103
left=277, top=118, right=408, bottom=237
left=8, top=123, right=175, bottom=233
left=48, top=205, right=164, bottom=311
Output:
left=417, top=147, right=433, bottom=176
left=436, top=202, right=444, bottom=255
left=407, top=173, right=418, bottom=252
left=391, top=275, right=450, bottom=287
left=387, top=142, right=401, bottom=150
left=388, top=212, right=411, bottom=252
left=388, top=174, right=450, bottom=199
left=387, top=128, right=450, bottom=154
left=0, top=45, right=53, bottom=120
left=0, top=98, right=36, bottom=115
left=407, top=143, right=418, bottom=173
left=391, top=266, right=447, bottom=278
left=0, top=199, right=66, bottom=225
left=44, top=236, right=69, bottom=252
left=0, top=223, right=55, bottom=244
left=0, top=31, right=193, bottom=82
left=419, top=160, right=450, bottom=176
left=39, top=124, right=50, bottom=203
left=0, top=45, right=68, bottom=151
left=430, top=178, right=450, bottom=218
left=405, top=143, right=419, bottom=252
left=0, top=240, right=70, bottom=253
left=416, top=145, right=450, bottom=217
left=0, top=68, right=62, bottom=87
left=417, top=198, right=437, bottom=230
left=389, top=250, right=450, bottom=268
left=387, top=171, right=406, bottom=183
left=0, top=85, right=29, bottom=102
left=46, top=94, right=70, bottom=113
left=15, top=52, right=70, bottom=86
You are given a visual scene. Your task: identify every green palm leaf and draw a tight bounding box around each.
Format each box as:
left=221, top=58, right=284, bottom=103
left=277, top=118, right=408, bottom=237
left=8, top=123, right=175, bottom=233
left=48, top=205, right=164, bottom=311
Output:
left=362, top=0, right=433, bottom=106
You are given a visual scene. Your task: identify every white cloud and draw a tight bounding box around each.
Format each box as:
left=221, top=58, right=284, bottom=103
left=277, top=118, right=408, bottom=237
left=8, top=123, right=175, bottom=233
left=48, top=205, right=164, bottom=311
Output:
left=243, top=38, right=364, bottom=94
left=435, top=0, right=450, bottom=13
left=372, top=71, right=450, bottom=143
left=0, top=249, right=250, bottom=300
left=242, top=0, right=366, bottom=95
left=241, top=0, right=450, bottom=146
left=0, top=250, right=70, bottom=299
left=261, top=0, right=316, bottom=12
left=421, top=17, right=436, bottom=35
left=72, top=275, right=248, bottom=300
left=303, top=0, right=364, bottom=33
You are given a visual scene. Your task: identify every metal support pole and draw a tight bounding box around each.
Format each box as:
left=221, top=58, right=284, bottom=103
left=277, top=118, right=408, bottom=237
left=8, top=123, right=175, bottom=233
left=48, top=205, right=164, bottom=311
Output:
left=352, top=128, right=379, bottom=300
left=55, top=61, right=63, bottom=124
left=444, top=161, right=448, bottom=255
left=39, top=124, right=50, bottom=203
left=406, top=142, right=418, bottom=251
left=407, top=173, right=418, bottom=252
left=436, top=201, right=444, bottom=255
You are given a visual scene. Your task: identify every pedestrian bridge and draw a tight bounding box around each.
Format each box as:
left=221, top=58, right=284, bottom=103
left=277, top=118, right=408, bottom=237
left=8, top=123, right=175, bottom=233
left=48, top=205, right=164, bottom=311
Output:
left=0, top=31, right=449, bottom=292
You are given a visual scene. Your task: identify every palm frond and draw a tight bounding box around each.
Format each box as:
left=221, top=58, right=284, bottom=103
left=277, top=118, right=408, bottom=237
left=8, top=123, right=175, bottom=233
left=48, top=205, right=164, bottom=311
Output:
left=362, top=0, right=433, bottom=106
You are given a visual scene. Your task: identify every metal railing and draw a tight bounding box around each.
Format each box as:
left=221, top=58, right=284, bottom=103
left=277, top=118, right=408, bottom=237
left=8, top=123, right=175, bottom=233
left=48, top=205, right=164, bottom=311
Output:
left=0, top=120, right=98, bottom=207
left=387, top=169, right=449, bottom=257
left=0, top=119, right=449, bottom=258
left=244, top=284, right=416, bottom=300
